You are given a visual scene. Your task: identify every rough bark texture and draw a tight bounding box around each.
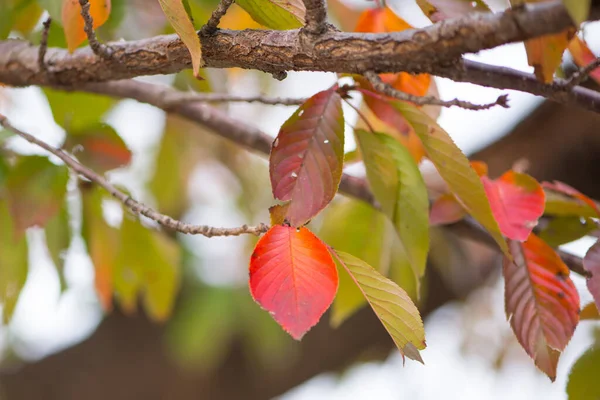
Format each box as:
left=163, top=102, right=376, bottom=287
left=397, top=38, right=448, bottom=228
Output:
left=0, top=2, right=587, bottom=87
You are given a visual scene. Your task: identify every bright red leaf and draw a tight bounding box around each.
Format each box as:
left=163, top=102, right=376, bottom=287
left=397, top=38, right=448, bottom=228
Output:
left=482, top=171, right=545, bottom=241
left=269, top=87, right=344, bottom=226
left=504, top=234, right=580, bottom=380
left=569, top=37, right=600, bottom=86
left=544, top=180, right=600, bottom=217
left=583, top=240, right=600, bottom=312
left=249, top=225, right=338, bottom=339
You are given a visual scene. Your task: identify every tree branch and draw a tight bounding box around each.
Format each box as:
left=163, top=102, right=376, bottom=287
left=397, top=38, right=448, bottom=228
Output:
left=566, top=56, right=600, bottom=88
left=38, top=17, right=52, bottom=73
left=363, top=71, right=510, bottom=110
left=202, top=0, right=235, bottom=35
left=49, top=79, right=588, bottom=275
left=303, top=0, right=328, bottom=34
left=0, top=113, right=268, bottom=238
left=0, top=1, right=591, bottom=87
left=78, top=0, right=112, bottom=58
left=159, top=91, right=305, bottom=106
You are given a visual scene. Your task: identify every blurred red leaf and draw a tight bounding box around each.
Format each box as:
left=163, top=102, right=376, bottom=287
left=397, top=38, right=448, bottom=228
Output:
left=543, top=180, right=600, bottom=217
left=65, top=124, right=132, bottom=174
left=6, top=156, right=68, bottom=235
left=568, top=37, right=600, bottom=86
left=504, top=234, right=580, bottom=380
left=269, top=87, right=344, bottom=226
left=249, top=225, right=338, bottom=339
left=583, top=240, right=600, bottom=313
left=482, top=171, right=545, bottom=241
left=430, top=192, right=466, bottom=225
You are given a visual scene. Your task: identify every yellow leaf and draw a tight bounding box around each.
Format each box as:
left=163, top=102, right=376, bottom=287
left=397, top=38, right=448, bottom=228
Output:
left=62, top=0, right=111, bottom=53
left=158, top=0, right=203, bottom=77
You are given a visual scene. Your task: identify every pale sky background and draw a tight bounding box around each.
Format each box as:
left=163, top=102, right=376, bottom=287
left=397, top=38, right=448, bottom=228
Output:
left=0, top=3, right=599, bottom=399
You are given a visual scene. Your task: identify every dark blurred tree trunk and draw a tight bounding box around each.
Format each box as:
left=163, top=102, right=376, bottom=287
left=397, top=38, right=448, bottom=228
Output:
left=2, top=101, right=600, bottom=400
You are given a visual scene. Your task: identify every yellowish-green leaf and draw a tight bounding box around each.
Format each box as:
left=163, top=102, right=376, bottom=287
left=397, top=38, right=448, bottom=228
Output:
left=319, top=199, right=387, bottom=326
left=392, top=102, right=509, bottom=257
left=44, top=88, right=114, bottom=131
left=355, top=129, right=429, bottom=283
left=544, top=190, right=598, bottom=218
left=563, top=0, right=591, bottom=25
left=0, top=200, right=28, bottom=323
left=45, top=204, right=70, bottom=291
left=567, top=346, right=600, bottom=400
left=538, top=216, right=595, bottom=247
left=158, top=0, right=203, bottom=77
left=235, top=0, right=304, bottom=29
left=334, top=251, right=426, bottom=362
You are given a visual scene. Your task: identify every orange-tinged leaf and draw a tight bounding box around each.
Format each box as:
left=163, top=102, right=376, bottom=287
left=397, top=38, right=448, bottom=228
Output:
left=270, top=87, right=344, bottom=227
left=482, top=171, right=545, bottom=241
left=334, top=251, right=426, bottom=362
left=430, top=193, right=466, bottom=225
left=504, top=234, right=580, bottom=380
left=6, top=156, right=69, bottom=235
left=543, top=180, right=600, bottom=217
left=583, top=240, right=600, bottom=313
left=62, top=0, right=111, bottom=53
left=569, top=37, right=600, bottom=86
left=249, top=225, right=338, bottom=339
left=470, top=160, right=488, bottom=177
left=65, top=124, right=132, bottom=174
left=158, top=0, right=203, bottom=77
left=417, top=0, right=490, bottom=22
left=524, top=30, right=575, bottom=83
left=580, top=302, right=600, bottom=320
left=268, top=203, right=289, bottom=226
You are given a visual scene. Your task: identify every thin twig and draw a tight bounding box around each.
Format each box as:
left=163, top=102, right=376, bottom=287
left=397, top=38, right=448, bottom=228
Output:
left=38, top=17, right=52, bottom=73
left=303, top=0, right=328, bottom=34
left=565, top=57, right=600, bottom=88
left=202, top=0, right=235, bottom=35
left=364, top=71, right=510, bottom=111
left=78, top=0, right=112, bottom=58
left=164, top=90, right=305, bottom=106
left=0, top=114, right=268, bottom=238
left=342, top=98, right=375, bottom=133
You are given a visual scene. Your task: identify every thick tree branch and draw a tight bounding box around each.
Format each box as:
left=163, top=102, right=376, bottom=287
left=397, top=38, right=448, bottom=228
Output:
left=52, top=79, right=588, bottom=276
left=0, top=1, right=591, bottom=87
left=0, top=114, right=268, bottom=238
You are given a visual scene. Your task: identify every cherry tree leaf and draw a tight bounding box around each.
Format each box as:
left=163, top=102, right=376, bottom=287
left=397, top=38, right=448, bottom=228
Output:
left=235, top=0, right=304, bottom=29
left=6, top=156, right=68, bottom=235
left=81, top=186, right=118, bottom=310
left=270, top=87, right=344, bottom=226
left=65, top=124, right=132, bottom=174
left=416, top=0, right=490, bottom=22
left=504, top=234, right=580, bottom=380
left=158, top=0, right=203, bottom=77
left=569, top=37, right=600, bottom=86
left=538, top=216, right=595, bottom=247
left=334, top=251, right=426, bottom=362
left=583, top=240, right=600, bottom=314
left=249, top=225, right=337, bottom=339
left=543, top=181, right=600, bottom=217
left=567, top=345, right=600, bottom=400
left=0, top=200, right=28, bottom=323
left=430, top=193, right=466, bottom=225
left=580, top=302, right=600, bottom=320
left=482, top=171, right=545, bottom=241
left=355, top=129, right=429, bottom=283
left=44, top=88, right=115, bottom=131
left=45, top=204, right=71, bottom=291
left=392, top=102, right=509, bottom=256
left=563, top=0, right=591, bottom=25
left=62, top=0, right=111, bottom=52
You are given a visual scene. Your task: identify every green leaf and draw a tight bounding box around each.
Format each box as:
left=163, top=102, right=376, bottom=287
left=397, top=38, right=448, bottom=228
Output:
left=158, top=0, right=203, bottom=77
left=236, top=0, right=304, bottom=29
left=82, top=186, right=118, bottom=310
left=334, top=251, right=426, bottom=362
left=6, top=156, right=69, bottom=235
left=65, top=124, right=132, bottom=174
left=544, top=191, right=598, bottom=218
left=355, top=130, right=429, bottom=284
left=563, top=0, right=591, bottom=25
left=392, top=103, right=509, bottom=256
left=538, top=216, right=595, bottom=247
left=567, top=346, right=600, bottom=400
left=45, top=203, right=70, bottom=291
left=319, top=199, right=387, bottom=326
left=0, top=200, right=28, bottom=323
left=37, top=0, right=62, bottom=22
left=44, top=88, right=114, bottom=131
left=116, top=216, right=181, bottom=321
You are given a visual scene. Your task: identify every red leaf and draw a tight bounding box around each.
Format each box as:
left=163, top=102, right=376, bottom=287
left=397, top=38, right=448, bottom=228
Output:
left=569, top=37, right=600, bottom=86
left=482, top=171, right=545, bottom=241
left=504, top=234, right=580, bottom=380
left=270, top=87, right=344, bottom=226
left=543, top=181, right=600, bottom=217
left=249, top=225, right=338, bottom=339
left=583, top=240, right=600, bottom=312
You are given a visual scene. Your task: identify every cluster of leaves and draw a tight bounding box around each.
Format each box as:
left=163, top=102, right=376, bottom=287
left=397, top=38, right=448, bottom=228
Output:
left=2, top=0, right=600, bottom=393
